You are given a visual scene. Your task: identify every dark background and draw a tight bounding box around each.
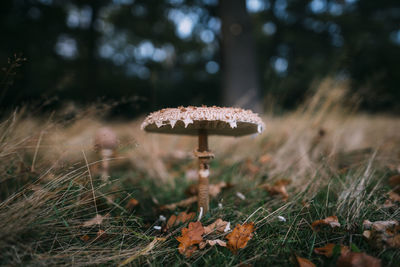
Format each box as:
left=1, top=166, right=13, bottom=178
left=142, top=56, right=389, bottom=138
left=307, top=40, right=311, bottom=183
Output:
left=1, top=0, right=399, bottom=116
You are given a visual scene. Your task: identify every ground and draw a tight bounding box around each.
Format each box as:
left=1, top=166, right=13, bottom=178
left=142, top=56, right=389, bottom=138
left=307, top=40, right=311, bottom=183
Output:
left=0, top=84, right=399, bottom=266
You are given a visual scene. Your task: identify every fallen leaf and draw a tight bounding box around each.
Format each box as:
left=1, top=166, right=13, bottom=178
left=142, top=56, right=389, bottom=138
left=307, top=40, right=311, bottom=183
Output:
left=363, top=220, right=398, bottom=232
left=382, top=199, right=395, bottom=208
left=82, top=214, right=109, bottom=227
left=245, top=158, right=260, bottom=174
left=336, top=251, right=381, bottom=267
left=126, top=198, right=139, bottom=210
left=260, top=179, right=291, bottom=201
left=363, top=219, right=400, bottom=249
left=259, top=154, right=272, bottom=164
left=199, top=239, right=227, bottom=249
left=165, top=211, right=196, bottom=231
left=363, top=230, right=372, bottom=239
left=226, top=222, right=255, bottom=254
left=389, top=191, right=400, bottom=202
left=80, top=235, right=90, bottom=242
left=314, top=243, right=349, bottom=257
left=388, top=175, right=400, bottom=193
left=209, top=182, right=230, bottom=197
left=387, top=233, right=400, bottom=248
left=204, top=218, right=230, bottom=234
left=296, top=255, right=316, bottom=267
left=311, top=216, right=340, bottom=231
left=95, top=229, right=108, bottom=240
left=176, top=221, right=204, bottom=257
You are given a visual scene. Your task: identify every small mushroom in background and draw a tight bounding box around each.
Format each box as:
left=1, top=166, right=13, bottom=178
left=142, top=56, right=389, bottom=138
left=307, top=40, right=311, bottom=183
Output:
left=141, top=106, right=264, bottom=214
left=94, top=127, right=118, bottom=182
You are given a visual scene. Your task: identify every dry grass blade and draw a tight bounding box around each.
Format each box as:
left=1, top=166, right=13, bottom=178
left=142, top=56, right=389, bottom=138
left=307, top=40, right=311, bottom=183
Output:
left=118, top=237, right=166, bottom=266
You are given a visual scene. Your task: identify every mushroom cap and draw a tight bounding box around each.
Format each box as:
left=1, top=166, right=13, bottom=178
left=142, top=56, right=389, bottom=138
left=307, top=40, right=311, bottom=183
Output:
left=94, top=127, right=118, bottom=150
left=141, top=106, right=265, bottom=136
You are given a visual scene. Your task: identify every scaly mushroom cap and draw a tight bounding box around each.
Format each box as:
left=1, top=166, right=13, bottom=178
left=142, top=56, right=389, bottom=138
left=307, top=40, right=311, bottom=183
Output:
left=141, top=106, right=265, bottom=136
left=94, top=127, right=118, bottom=150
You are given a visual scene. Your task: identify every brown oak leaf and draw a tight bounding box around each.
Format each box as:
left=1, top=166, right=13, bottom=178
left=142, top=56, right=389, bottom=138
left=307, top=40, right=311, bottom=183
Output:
left=226, top=222, right=255, bottom=254
left=311, top=215, right=340, bottom=231
left=199, top=239, right=227, bottom=249
left=314, top=243, right=349, bottom=257
left=125, top=198, right=139, bottom=210
left=165, top=211, right=196, bottom=230
left=204, top=218, right=230, bottom=234
left=337, top=251, right=381, bottom=267
left=389, top=191, right=400, bottom=202
left=296, top=256, right=316, bottom=267
left=176, top=221, right=204, bottom=257
left=261, top=179, right=291, bottom=201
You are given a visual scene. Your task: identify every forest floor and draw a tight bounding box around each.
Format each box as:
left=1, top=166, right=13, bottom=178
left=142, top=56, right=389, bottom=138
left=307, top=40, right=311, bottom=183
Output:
left=0, top=83, right=400, bottom=266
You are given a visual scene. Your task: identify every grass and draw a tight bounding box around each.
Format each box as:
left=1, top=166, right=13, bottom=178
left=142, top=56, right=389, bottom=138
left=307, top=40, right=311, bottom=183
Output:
left=0, top=80, right=399, bottom=266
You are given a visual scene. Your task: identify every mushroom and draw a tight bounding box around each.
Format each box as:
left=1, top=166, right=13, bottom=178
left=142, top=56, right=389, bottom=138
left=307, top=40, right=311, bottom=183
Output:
left=94, top=127, right=118, bottom=181
left=141, top=106, right=264, bottom=214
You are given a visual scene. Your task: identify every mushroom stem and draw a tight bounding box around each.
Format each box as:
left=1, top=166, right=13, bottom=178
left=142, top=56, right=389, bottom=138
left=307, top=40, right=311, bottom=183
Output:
left=197, top=129, right=210, bottom=214
left=100, top=148, right=112, bottom=182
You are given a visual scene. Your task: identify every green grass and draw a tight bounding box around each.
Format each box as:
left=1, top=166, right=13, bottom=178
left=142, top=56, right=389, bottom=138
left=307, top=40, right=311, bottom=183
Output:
left=0, top=85, right=400, bottom=266
left=0, top=152, right=399, bottom=266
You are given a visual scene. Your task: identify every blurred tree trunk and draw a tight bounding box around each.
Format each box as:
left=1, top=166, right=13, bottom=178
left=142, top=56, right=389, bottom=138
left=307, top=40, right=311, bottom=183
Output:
left=86, top=2, right=99, bottom=96
left=220, top=0, right=262, bottom=112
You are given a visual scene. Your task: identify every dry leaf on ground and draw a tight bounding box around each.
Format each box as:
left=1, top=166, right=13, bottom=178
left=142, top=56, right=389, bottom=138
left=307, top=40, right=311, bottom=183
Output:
left=296, top=255, right=316, bottom=267
left=209, top=182, right=231, bottom=197
left=80, top=234, right=90, bottom=242
left=95, top=229, right=108, bottom=240
left=226, top=222, right=255, bottom=254
left=388, top=175, right=400, bottom=193
left=165, top=211, right=196, bottom=231
left=259, top=153, right=272, bottom=164
left=389, top=191, right=400, bottom=202
left=82, top=214, right=109, bottom=227
left=363, top=219, right=400, bottom=249
left=125, top=198, right=139, bottom=210
left=245, top=158, right=260, bottom=175
left=260, top=179, right=291, bottom=201
left=204, top=218, right=230, bottom=234
left=336, top=251, right=381, bottom=267
left=363, top=220, right=398, bottom=231
left=314, top=243, right=349, bottom=257
left=176, top=221, right=204, bottom=257
left=311, top=215, right=340, bottom=231
left=199, top=239, right=227, bottom=249
left=383, top=199, right=396, bottom=208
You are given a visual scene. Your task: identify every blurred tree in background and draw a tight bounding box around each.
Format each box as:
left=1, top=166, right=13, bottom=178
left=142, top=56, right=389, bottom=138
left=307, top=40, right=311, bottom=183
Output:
left=0, top=0, right=399, bottom=116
